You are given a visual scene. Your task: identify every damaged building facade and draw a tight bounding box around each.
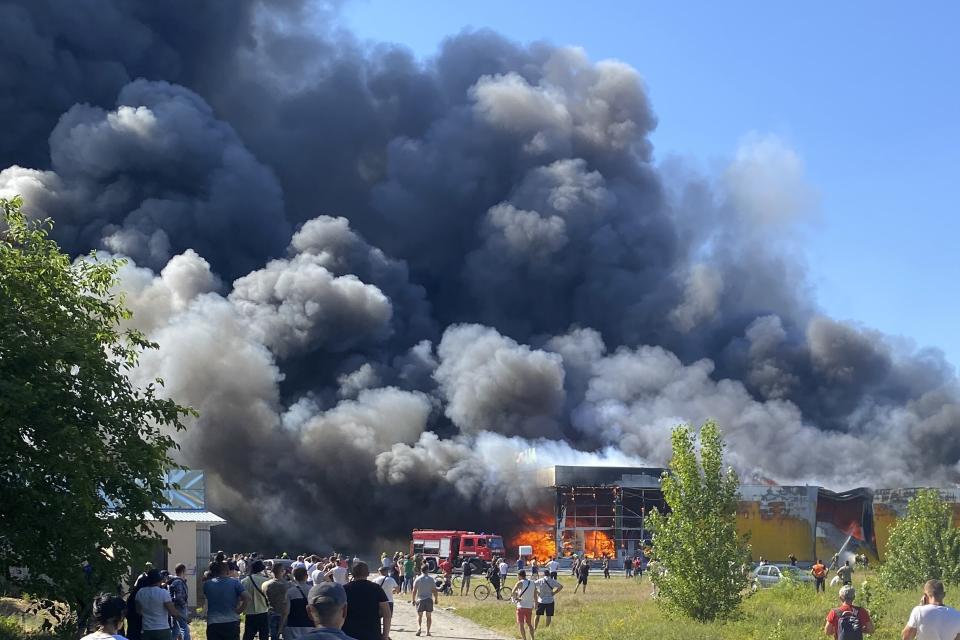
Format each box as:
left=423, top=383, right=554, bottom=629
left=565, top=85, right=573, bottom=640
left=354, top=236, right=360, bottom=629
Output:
left=536, top=465, right=957, bottom=563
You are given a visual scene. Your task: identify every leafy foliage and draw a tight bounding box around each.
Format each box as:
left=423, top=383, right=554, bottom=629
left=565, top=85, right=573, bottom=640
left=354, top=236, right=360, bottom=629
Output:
left=879, top=488, right=960, bottom=589
left=647, top=420, right=751, bottom=621
left=0, top=197, right=193, bottom=632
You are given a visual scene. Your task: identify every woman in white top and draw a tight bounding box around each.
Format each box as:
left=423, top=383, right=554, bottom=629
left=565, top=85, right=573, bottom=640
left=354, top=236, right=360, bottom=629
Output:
left=81, top=594, right=128, bottom=640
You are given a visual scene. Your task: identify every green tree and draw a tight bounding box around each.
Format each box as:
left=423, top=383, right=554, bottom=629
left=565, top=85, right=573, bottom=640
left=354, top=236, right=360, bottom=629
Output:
left=647, top=420, right=751, bottom=621
left=0, top=197, right=193, bottom=633
left=880, top=488, right=960, bottom=589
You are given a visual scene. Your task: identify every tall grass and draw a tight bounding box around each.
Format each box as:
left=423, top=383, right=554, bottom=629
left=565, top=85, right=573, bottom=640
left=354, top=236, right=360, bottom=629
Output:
left=452, top=571, right=926, bottom=640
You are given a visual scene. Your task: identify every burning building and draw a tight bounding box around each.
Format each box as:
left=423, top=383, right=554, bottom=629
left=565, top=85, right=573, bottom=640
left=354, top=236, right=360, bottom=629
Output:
left=536, top=465, right=669, bottom=562
left=533, top=466, right=958, bottom=564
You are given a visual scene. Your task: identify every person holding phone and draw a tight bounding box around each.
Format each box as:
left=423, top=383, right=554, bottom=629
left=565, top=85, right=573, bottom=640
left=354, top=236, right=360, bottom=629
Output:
left=902, top=579, right=960, bottom=640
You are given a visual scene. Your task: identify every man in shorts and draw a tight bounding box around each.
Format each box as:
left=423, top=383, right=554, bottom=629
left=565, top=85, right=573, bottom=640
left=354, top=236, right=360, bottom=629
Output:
left=836, top=560, right=854, bottom=586
left=534, top=571, right=562, bottom=631
left=411, top=565, right=438, bottom=637
left=574, top=559, right=589, bottom=594
left=511, top=570, right=536, bottom=640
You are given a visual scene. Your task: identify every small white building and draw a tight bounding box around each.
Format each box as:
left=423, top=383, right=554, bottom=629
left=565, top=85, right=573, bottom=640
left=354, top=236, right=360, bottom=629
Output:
left=145, top=470, right=225, bottom=609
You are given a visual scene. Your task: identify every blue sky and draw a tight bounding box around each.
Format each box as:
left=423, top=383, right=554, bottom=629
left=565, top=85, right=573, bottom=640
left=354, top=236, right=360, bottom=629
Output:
left=340, top=0, right=960, bottom=369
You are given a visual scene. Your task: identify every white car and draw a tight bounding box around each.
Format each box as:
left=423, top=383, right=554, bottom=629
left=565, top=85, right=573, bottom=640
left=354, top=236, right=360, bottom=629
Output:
left=751, top=564, right=815, bottom=589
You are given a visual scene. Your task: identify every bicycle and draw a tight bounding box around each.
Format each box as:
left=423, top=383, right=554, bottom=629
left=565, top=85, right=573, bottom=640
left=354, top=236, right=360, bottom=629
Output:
left=473, top=578, right=512, bottom=601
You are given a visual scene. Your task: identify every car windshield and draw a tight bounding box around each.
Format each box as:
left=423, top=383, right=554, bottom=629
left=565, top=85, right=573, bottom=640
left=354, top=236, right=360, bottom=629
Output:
left=487, top=537, right=504, bottom=550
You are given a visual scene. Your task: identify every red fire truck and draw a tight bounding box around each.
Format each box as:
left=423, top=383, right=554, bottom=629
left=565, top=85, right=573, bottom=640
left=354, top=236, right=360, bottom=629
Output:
left=411, top=530, right=505, bottom=572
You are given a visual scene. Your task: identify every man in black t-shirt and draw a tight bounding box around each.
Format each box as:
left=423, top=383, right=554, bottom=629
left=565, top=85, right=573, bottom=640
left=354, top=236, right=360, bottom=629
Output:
left=341, top=563, right=390, bottom=640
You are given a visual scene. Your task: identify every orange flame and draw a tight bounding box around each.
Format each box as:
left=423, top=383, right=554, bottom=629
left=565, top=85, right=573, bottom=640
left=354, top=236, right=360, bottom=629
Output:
left=513, top=530, right=557, bottom=562
left=584, top=530, right=615, bottom=559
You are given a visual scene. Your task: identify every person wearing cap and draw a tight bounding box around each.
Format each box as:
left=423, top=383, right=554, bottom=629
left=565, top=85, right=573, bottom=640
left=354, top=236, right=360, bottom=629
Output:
left=135, top=569, right=184, bottom=640
left=902, top=579, right=960, bottom=640
left=825, top=584, right=874, bottom=638
left=301, top=582, right=356, bottom=640
left=341, top=562, right=391, bottom=640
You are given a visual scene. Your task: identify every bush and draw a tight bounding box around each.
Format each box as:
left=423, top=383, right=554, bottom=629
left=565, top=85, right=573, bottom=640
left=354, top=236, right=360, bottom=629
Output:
left=880, top=489, right=960, bottom=589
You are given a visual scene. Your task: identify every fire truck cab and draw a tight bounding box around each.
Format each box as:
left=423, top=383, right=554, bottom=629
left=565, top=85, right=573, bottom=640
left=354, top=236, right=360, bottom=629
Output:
left=411, top=530, right=505, bottom=572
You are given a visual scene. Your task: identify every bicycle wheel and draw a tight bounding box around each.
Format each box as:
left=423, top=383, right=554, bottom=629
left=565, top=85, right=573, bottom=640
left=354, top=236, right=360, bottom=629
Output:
left=452, top=575, right=461, bottom=589
left=499, top=586, right=513, bottom=599
left=474, top=584, right=491, bottom=600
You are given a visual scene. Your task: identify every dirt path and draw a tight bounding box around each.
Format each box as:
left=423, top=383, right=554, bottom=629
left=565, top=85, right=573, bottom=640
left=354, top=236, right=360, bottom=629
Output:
left=389, top=599, right=512, bottom=640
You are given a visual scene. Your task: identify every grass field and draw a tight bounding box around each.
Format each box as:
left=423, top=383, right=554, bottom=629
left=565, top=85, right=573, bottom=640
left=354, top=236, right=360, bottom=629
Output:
left=448, top=571, right=925, bottom=640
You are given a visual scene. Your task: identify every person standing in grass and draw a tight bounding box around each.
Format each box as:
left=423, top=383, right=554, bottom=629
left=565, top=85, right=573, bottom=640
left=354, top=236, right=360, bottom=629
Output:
left=601, top=556, right=610, bottom=579
left=460, top=558, right=473, bottom=596
left=811, top=559, right=827, bottom=593
left=824, top=585, right=874, bottom=639
left=901, top=579, right=960, bottom=640
left=533, top=571, right=563, bottom=631
left=836, top=561, right=854, bottom=586
left=573, top=559, right=589, bottom=594
left=511, top=570, right=536, bottom=640
left=168, top=564, right=190, bottom=640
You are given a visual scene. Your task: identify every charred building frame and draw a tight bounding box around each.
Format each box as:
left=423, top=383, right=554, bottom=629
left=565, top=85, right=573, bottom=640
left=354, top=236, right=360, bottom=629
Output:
left=536, top=465, right=958, bottom=563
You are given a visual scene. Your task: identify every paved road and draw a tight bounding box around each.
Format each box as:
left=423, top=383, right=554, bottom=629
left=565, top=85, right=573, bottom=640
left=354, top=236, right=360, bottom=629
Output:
left=389, top=599, right=511, bottom=640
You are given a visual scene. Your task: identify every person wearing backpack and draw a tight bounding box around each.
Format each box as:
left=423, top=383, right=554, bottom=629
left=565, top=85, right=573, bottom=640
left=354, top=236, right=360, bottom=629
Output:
left=824, top=584, right=874, bottom=639
left=168, top=564, right=190, bottom=640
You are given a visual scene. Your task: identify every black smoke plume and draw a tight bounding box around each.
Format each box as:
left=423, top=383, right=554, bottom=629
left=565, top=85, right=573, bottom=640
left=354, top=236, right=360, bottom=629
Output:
left=2, top=0, right=958, bottom=551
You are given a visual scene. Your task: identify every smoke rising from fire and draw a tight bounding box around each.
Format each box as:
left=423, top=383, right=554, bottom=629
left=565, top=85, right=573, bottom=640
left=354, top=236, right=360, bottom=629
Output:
left=2, top=0, right=959, bottom=550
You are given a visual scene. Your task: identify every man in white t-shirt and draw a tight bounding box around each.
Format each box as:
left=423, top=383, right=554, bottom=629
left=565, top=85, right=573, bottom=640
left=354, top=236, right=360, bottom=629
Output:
left=325, top=563, right=348, bottom=585
left=546, top=558, right=559, bottom=574
left=903, top=579, right=960, bottom=640
left=511, top=570, right=536, bottom=640
left=498, top=559, right=509, bottom=581
left=534, top=571, right=563, bottom=630
left=373, top=566, right=400, bottom=613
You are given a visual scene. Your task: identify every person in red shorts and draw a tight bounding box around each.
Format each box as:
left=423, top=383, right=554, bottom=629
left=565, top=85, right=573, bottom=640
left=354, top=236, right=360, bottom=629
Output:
left=511, top=570, right=536, bottom=640
left=824, top=584, right=874, bottom=639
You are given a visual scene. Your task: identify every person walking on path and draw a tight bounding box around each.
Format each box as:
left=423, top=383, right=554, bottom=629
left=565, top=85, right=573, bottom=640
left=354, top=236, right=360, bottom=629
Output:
left=341, top=563, right=391, bottom=640
left=242, top=560, right=271, bottom=640
left=811, top=559, right=827, bottom=594
left=402, top=556, right=415, bottom=595
left=264, top=563, right=290, bottom=640
left=533, top=571, right=562, bottom=631
left=824, top=584, right=874, bottom=639
left=902, top=579, right=960, bottom=640
left=411, top=565, right=439, bottom=637
left=511, top=570, right=535, bottom=640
